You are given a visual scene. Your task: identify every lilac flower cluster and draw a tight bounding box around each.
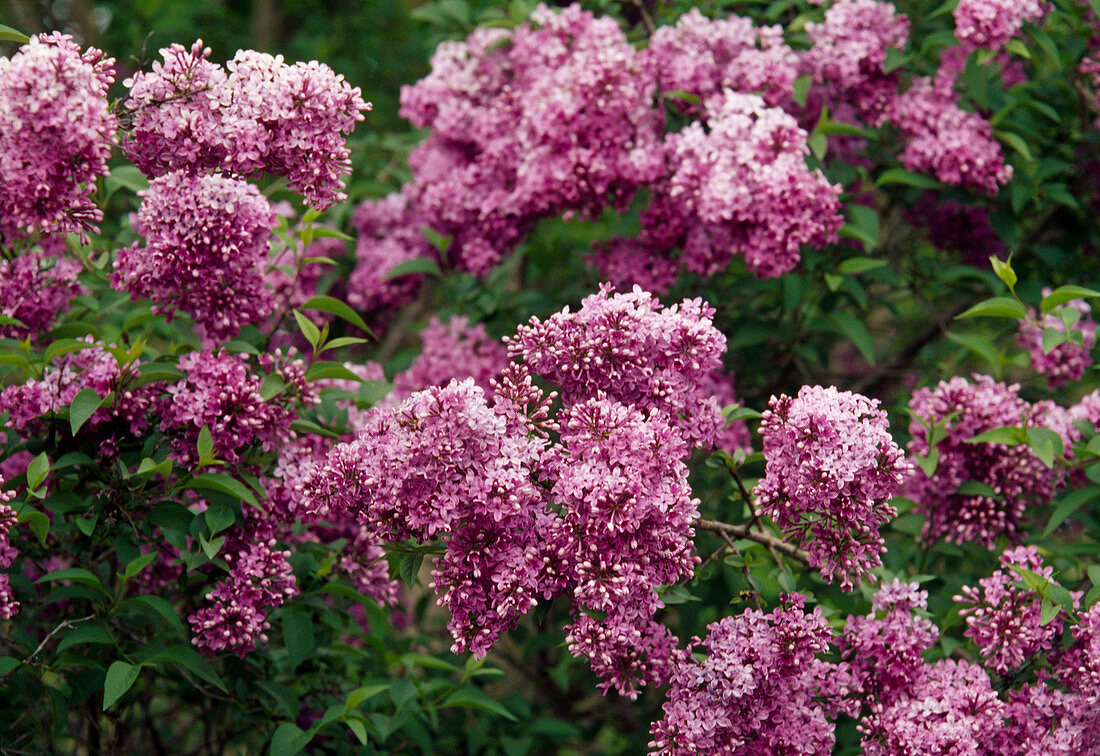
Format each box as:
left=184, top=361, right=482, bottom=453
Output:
left=649, top=594, right=841, bottom=755
left=595, top=92, right=843, bottom=287
left=954, top=0, right=1050, bottom=51
left=954, top=546, right=1071, bottom=674
left=112, top=172, right=278, bottom=342
left=0, top=33, right=117, bottom=240
left=0, top=495, right=20, bottom=620
left=0, top=339, right=156, bottom=455
left=802, top=0, right=910, bottom=126
left=907, top=375, right=1055, bottom=546
left=1058, top=601, right=1100, bottom=694
left=396, top=3, right=665, bottom=276
left=859, top=659, right=1004, bottom=755
left=890, top=70, right=1013, bottom=194
left=160, top=350, right=309, bottom=468
left=123, top=40, right=369, bottom=209
left=999, top=682, right=1100, bottom=755
left=303, top=379, right=550, bottom=657
left=839, top=579, right=938, bottom=706
left=1018, top=295, right=1097, bottom=388
left=0, top=243, right=83, bottom=340
left=645, top=8, right=798, bottom=108
left=508, top=285, right=729, bottom=449
left=756, top=385, right=909, bottom=588
left=346, top=190, right=433, bottom=314
left=549, top=398, right=699, bottom=697
left=911, top=195, right=1006, bottom=266
left=190, top=533, right=298, bottom=656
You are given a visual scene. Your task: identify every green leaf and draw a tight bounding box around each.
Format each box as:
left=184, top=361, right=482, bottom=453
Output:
left=1041, top=286, right=1100, bottom=313
left=149, top=645, right=228, bottom=691
left=827, top=312, right=876, bottom=364
left=57, top=624, right=112, bottom=653
left=346, top=684, right=390, bottom=711
left=1041, top=327, right=1068, bottom=355
left=995, top=130, right=1033, bottom=162
left=103, top=661, right=141, bottom=711
left=791, top=74, right=811, bottom=107
left=1026, top=426, right=1064, bottom=468
left=1042, top=488, right=1100, bottom=537
left=27, top=452, right=50, bottom=491
left=724, top=405, right=762, bottom=423
left=441, top=687, right=517, bottom=721
left=292, top=310, right=322, bottom=350
left=185, top=472, right=261, bottom=510
left=1004, top=38, right=1031, bottom=59
left=1040, top=598, right=1060, bottom=626
left=419, top=226, right=452, bottom=254
left=299, top=295, right=374, bottom=337
left=304, top=362, right=366, bottom=383
left=122, top=552, right=158, bottom=581
left=118, top=595, right=186, bottom=635
left=196, top=425, right=215, bottom=461
left=69, top=387, right=105, bottom=435
left=967, top=426, right=1027, bottom=445
left=383, top=257, right=442, bottom=280
left=956, top=480, right=999, bottom=498
left=18, top=509, right=49, bottom=546
left=260, top=374, right=287, bottom=401
left=837, top=257, right=887, bottom=275
left=876, top=168, right=941, bottom=189
left=659, top=585, right=700, bottom=605
left=204, top=502, right=236, bottom=535
left=915, top=448, right=939, bottom=478
left=824, top=272, right=843, bottom=291
left=105, top=165, right=149, bottom=195
left=946, top=331, right=998, bottom=369
left=807, top=130, right=827, bottom=161
left=282, top=610, right=316, bottom=672
left=1089, top=564, right=1100, bottom=587
left=308, top=227, right=353, bottom=241
left=956, top=297, right=1027, bottom=320
left=37, top=567, right=104, bottom=591
left=270, top=722, right=312, bottom=756
left=135, top=457, right=172, bottom=479
left=0, top=657, right=19, bottom=676
left=0, top=24, right=30, bottom=43
left=318, top=336, right=370, bottom=353
left=347, top=718, right=368, bottom=745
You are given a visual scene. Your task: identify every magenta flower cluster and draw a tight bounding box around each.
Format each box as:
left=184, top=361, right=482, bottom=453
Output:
left=649, top=594, right=842, bottom=755
left=392, top=315, right=509, bottom=400
left=954, top=0, right=1050, bottom=51
left=954, top=546, right=1072, bottom=674
left=189, top=534, right=298, bottom=656
left=0, top=494, right=20, bottom=620
left=123, top=40, right=369, bottom=209
left=1018, top=295, right=1097, bottom=388
left=907, top=375, right=1056, bottom=546
left=112, top=172, right=278, bottom=341
left=0, top=243, right=83, bottom=340
left=756, top=385, right=909, bottom=588
left=0, top=33, right=117, bottom=241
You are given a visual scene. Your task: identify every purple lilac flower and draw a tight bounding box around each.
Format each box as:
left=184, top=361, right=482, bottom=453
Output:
left=1056, top=601, right=1100, bottom=695
left=346, top=190, right=433, bottom=314
left=0, top=495, right=20, bottom=620
left=954, top=0, right=1050, bottom=51
left=392, top=315, right=509, bottom=400
left=113, top=172, right=278, bottom=342
left=649, top=594, right=841, bottom=755
left=1018, top=294, right=1097, bottom=388
left=954, top=546, right=1071, bottom=675
left=998, top=681, right=1100, bottom=755
left=124, top=41, right=369, bottom=209
left=0, top=244, right=83, bottom=340
left=0, top=33, right=117, bottom=240
left=907, top=375, right=1055, bottom=547
left=756, top=385, right=909, bottom=588
left=508, top=284, right=728, bottom=449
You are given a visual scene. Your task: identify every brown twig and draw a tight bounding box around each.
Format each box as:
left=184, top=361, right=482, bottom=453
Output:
left=693, top=518, right=811, bottom=566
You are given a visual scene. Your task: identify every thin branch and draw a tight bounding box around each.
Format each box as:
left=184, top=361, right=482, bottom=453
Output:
left=693, top=518, right=812, bottom=566
left=24, top=614, right=95, bottom=667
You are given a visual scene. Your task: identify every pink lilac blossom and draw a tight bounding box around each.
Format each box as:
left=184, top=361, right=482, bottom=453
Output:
left=0, top=494, right=20, bottom=619
left=755, top=385, right=909, bottom=589
left=393, top=3, right=665, bottom=276
left=954, top=0, right=1049, bottom=51
left=695, top=370, right=753, bottom=455
left=0, top=338, right=157, bottom=454
left=190, top=533, right=298, bottom=656
left=649, top=594, right=840, bottom=755
left=508, top=285, right=728, bottom=449
left=0, top=245, right=83, bottom=340
left=159, top=349, right=309, bottom=468
left=1057, top=601, right=1100, bottom=694
left=998, top=681, right=1100, bottom=755
left=112, top=171, right=278, bottom=342
left=910, top=195, right=1007, bottom=266
left=123, top=41, right=369, bottom=209
left=346, top=190, right=433, bottom=314
left=839, top=579, right=939, bottom=707
left=645, top=9, right=798, bottom=109
left=907, top=375, right=1055, bottom=547
left=302, top=379, right=551, bottom=657
left=595, top=92, right=843, bottom=288
left=1018, top=294, right=1097, bottom=388
left=0, top=33, right=117, bottom=240
left=954, top=545, right=1071, bottom=675
left=890, top=69, right=1013, bottom=194
left=859, top=659, right=1004, bottom=755
left=802, top=0, right=910, bottom=126
left=391, top=315, right=509, bottom=399
left=548, top=397, right=699, bottom=697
